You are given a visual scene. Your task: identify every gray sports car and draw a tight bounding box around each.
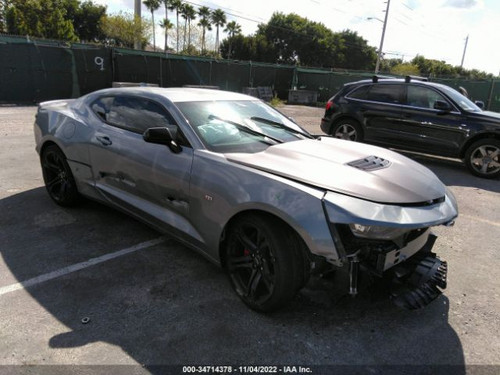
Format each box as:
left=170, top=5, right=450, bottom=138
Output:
left=34, top=87, right=458, bottom=312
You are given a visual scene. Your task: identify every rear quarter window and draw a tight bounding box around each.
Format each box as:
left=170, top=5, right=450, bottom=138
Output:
left=346, top=85, right=370, bottom=100
left=91, top=97, right=113, bottom=121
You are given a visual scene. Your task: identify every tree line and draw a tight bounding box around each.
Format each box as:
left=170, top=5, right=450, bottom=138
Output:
left=0, top=0, right=495, bottom=79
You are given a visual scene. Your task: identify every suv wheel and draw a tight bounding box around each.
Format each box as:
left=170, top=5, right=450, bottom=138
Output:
left=331, top=119, right=363, bottom=141
left=464, top=139, right=500, bottom=179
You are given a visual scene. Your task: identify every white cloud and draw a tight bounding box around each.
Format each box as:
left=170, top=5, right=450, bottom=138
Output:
left=444, top=0, right=482, bottom=9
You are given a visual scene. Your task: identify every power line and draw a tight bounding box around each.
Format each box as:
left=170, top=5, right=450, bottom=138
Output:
left=160, top=0, right=463, bottom=68
left=182, top=0, right=380, bottom=54
left=402, top=2, right=414, bottom=11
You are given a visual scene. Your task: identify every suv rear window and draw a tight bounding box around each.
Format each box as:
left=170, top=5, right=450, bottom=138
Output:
left=366, top=84, right=403, bottom=104
left=346, top=84, right=403, bottom=104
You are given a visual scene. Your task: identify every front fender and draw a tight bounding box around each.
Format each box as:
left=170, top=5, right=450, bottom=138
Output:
left=189, top=150, right=340, bottom=265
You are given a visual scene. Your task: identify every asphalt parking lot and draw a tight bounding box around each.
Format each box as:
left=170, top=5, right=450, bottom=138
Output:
left=0, top=105, right=499, bottom=374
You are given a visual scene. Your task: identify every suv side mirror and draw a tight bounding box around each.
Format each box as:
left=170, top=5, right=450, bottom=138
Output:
left=434, top=100, right=452, bottom=112
left=143, top=127, right=182, bottom=153
left=475, top=100, right=485, bottom=109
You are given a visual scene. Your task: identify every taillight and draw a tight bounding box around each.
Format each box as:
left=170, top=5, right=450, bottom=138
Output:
left=325, top=101, right=336, bottom=114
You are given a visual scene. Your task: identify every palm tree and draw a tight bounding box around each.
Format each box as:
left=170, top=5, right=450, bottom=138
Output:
left=168, top=0, right=183, bottom=53
left=211, top=9, right=226, bottom=54
left=143, top=0, right=161, bottom=51
left=162, top=0, right=171, bottom=51
left=180, top=3, right=188, bottom=50
left=197, top=6, right=212, bottom=54
left=224, top=21, right=241, bottom=58
left=183, top=4, right=196, bottom=49
left=159, top=18, right=174, bottom=51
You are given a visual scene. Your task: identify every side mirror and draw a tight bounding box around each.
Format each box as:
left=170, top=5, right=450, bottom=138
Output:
left=143, top=127, right=182, bottom=153
left=434, top=100, right=452, bottom=113
left=475, top=100, right=485, bottom=109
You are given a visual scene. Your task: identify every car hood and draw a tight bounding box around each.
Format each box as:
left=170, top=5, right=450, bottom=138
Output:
left=225, top=137, right=445, bottom=204
left=469, top=110, right=500, bottom=123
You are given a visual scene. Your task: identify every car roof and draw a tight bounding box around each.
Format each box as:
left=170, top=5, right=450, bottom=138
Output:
left=86, top=87, right=257, bottom=103
left=345, top=77, right=444, bottom=89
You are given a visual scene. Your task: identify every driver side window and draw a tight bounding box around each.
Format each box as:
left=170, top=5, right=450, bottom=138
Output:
left=91, top=95, right=189, bottom=146
left=106, top=96, right=176, bottom=134
left=407, top=86, right=448, bottom=109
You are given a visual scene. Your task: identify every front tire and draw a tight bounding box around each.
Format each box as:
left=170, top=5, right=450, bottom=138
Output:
left=225, top=215, right=305, bottom=312
left=330, top=119, right=363, bottom=141
left=41, top=145, right=81, bottom=206
left=464, top=139, right=500, bottom=179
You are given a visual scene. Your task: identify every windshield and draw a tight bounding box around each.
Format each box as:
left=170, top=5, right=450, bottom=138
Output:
left=439, top=85, right=482, bottom=112
left=175, top=100, right=311, bottom=153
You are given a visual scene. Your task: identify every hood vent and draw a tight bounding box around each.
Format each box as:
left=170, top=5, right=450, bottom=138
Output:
left=347, top=155, right=391, bottom=171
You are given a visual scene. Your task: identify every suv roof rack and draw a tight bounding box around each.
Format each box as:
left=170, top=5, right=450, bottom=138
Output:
left=371, top=75, right=395, bottom=83
left=405, top=75, right=429, bottom=83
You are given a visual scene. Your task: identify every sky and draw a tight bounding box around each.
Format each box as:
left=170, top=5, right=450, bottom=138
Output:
left=93, top=0, right=500, bottom=75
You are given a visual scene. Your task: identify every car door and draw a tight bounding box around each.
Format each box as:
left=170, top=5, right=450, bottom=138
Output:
left=353, top=83, right=406, bottom=142
left=396, top=84, right=468, bottom=156
left=88, top=94, right=195, bottom=234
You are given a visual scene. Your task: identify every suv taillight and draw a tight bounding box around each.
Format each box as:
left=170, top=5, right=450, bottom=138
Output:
left=325, top=100, right=336, bottom=115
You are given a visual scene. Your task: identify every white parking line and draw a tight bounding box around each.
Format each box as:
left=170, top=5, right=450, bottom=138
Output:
left=0, top=237, right=166, bottom=297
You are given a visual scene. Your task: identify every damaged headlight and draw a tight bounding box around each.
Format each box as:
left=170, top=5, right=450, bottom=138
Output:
left=349, top=224, right=409, bottom=241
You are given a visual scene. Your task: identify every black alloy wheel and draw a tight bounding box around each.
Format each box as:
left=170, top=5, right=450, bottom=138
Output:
left=464, top=139, right=500, bottom=179
left=225, top=215, right=303, bottom=312
left=41, top=145, right=80, bottom=206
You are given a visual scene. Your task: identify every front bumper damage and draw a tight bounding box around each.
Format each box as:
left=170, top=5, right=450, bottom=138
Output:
left=344, top=231, right=448, bottom=309
left=388, top=233, right=448, bottom=309
left=322, top=189, right=456, bottom=309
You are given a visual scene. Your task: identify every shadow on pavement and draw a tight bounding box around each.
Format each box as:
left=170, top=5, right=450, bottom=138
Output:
left=397, top=150, right=499, bottom=193
left=0, top=186, right=465, bottom=371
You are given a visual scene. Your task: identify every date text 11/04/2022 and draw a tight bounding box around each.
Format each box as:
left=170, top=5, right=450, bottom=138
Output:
left=182, top=366, right=312, bottom=373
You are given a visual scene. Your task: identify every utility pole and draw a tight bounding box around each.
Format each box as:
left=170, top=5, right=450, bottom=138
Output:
left=375, top=0, right=391, bottom=74
left=460, top=35, right=469, bottom=69
left=134, top=0, right=142, bottom=50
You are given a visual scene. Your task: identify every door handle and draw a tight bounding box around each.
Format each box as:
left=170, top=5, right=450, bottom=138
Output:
left=96, top=135, right=112, bottom=146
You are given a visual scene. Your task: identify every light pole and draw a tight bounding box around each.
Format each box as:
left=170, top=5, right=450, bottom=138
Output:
left=134, top=0, right=142, bottom=50
left=373, top=0, right=391, bottom=74
left=460, top=35, right=469, bottom=69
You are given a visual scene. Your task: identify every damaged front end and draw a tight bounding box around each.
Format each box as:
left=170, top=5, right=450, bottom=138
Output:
left=322, top=188, right=457, bottom=309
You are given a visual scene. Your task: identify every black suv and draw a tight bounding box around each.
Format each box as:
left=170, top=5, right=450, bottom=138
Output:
left=320, top=76, right=500, bottom=178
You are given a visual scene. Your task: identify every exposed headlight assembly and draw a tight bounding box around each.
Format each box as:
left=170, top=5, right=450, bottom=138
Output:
left=349, top=223, right=409, bottom=241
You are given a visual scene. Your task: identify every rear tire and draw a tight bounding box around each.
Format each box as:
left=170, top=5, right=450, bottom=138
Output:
left=464, top=139, right=500, bottom=179
left=330, top=119, right=363, bottom=141
left=225, top=214, right=306, bottom=312
left=41, top=145, right=81, bottom=206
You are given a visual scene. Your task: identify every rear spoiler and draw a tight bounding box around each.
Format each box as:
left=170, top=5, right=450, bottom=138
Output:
left=38, top=99, right=76, bottom=110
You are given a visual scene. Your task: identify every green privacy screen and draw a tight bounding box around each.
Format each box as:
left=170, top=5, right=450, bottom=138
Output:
left=0, top=36, right=112, bottom=102
left=1, top=34, right=499, bottom=112
left=111, top=48, right=294, bottom=98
